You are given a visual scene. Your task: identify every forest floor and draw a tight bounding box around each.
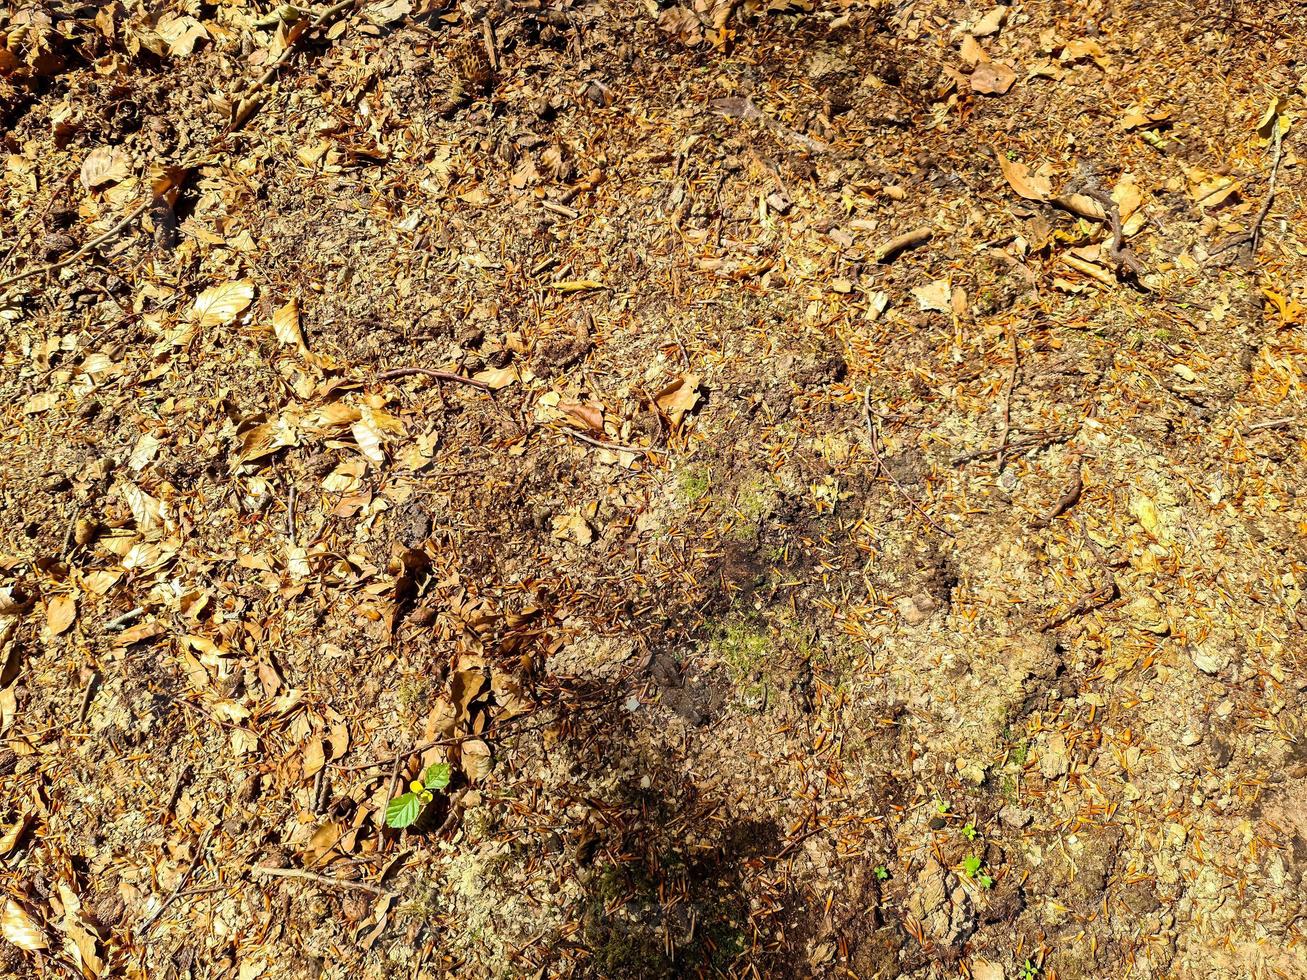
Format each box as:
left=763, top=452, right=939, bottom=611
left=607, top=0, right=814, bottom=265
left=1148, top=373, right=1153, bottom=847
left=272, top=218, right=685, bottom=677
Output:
left=2, top=1, right=1306, bottom=978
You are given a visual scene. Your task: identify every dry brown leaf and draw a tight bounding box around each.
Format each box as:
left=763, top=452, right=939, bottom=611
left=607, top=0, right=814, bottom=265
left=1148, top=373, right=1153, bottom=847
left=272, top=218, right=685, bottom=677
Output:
left=558, top=401, right=604, bottom=433
left=80, top=147, right=131, bottom=190
left=155, top=13, right=209, bottom=56
left=996, top=151, right=1052, bottom=201
left=303, top=738, right=327, bottom=780
left=1055, top=193, right=1108, bottom=221
left=1061, top=38, right=1110, bottom=69
left=239, top=417, right=301, bottom=464
left=273, top=299, right=305, bottom=348
left=46, top=594, right=76, bottom=635
left=2, top=898, right=47, bottom=951
left=191, top=281, right=255, bottom=327
left=120, top=482, right=167, bottom=531
left=0, top=809, right=34, bottom=857
left=461, top=738, right=493, bottom=781
left=970, top=62, right=1015, bottom=95
left=472, top=364, right=527, bottom=389
left=654, top=374, right=702, bottom=424
left=971, top=6, right=1006, bottom=37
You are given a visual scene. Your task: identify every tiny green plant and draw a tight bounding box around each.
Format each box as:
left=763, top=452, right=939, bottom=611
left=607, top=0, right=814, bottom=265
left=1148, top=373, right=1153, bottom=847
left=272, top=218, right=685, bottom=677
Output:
left=962, top=822, right=978, bottom=841
left=1019, top=960, right=1039, bottom=980
left=935, top=799, right=950, bottom=816
left=385, top=763, right=451, bottom=829
left=977, top=871, right=994, bottom=889
left=873, top=865, right=889, bottom=881
left=962, top=854, right=982, bottom=877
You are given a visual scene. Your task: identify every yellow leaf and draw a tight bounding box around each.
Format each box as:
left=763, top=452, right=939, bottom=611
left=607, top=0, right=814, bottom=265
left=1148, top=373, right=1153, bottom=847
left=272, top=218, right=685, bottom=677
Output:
left=548, top=280, right=604, bottom=293
left=273, top=298, right=305, bottom=348
left=2, top=898, right=47, bottom=951
left=191, top=281, right=255, bottom=327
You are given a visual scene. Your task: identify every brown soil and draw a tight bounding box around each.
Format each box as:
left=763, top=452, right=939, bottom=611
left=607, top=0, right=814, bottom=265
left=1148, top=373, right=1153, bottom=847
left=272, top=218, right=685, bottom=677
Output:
left=2, top=1, right=1305, bottom=978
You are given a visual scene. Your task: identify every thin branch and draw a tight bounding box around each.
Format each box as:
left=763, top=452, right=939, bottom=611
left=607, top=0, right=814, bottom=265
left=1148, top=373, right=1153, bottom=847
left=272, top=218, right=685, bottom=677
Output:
left=561, top=427, right=651, bottom=455
left=0, top=202, right=148, bottom=293
left=139, top=823, right=218, bottom=934
left=996, top=324, right=1019, bottom=469
left=1248, top=122, right=1286, bottom=255
left=376, top=367, right=492, bottom=390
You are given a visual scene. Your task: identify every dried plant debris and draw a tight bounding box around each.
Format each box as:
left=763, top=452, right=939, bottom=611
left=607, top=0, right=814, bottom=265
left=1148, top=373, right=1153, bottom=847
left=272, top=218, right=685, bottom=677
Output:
left=1, top=1, right=1306, bottom=978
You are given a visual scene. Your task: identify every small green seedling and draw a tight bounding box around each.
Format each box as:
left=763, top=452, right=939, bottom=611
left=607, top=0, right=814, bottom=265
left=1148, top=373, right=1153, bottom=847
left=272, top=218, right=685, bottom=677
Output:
left=962, top=854, right=993, bottom=888
left=961, top=822, right=978, bottom=841
left=934, top=799, right=951, bottom=816
left=873, top=865, right=889, bottom=881
left=1019, top=960, right=1039, bottom=980
left=385, top=763, right=451, bottom=829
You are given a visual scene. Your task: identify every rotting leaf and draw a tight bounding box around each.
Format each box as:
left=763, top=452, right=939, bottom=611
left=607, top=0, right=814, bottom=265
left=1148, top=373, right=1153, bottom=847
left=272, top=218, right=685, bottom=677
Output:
left=461, top=738, right=493, bottom=781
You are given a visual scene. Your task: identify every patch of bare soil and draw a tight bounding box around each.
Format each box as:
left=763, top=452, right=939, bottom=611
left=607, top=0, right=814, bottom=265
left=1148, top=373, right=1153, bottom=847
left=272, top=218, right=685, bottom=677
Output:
left=2, top=1, right=1306, bottom=978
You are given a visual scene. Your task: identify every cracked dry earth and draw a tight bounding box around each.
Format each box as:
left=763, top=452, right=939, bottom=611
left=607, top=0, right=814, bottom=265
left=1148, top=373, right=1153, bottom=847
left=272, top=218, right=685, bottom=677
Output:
left=1, top=0, right=1306, bottom=978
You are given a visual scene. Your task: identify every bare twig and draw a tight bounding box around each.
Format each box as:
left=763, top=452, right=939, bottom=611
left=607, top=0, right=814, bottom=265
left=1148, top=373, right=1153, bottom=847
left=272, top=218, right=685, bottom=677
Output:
left=139, top=824, right=218, bottom=933
left=951, top=430, right=1074, bottom=465
left=1076, top=188, right=1145, bottom=278
left=0, top=202, right=149, bottom=293
left=1241, top=416, right=1296, bottom=434
left=861, top=387, right=952, bottom=537
left=561, top=427, right=651, bottom=455
left=104, top=606, right=146, bottom=632
left=249, top=865, right=395, bottom=897
left=1248, top=122, right=1286, bottom=255
left=996, top=325, right=1019, bottom=469
left=286, top=485, right=297, bottom=545
left=77, top=670, right=100, bottom=725
left=874, top=227, right=933, bottom=263
left=376, top=367, right=492, bottom=390
left=1031, top=463, right=1083, bottom=528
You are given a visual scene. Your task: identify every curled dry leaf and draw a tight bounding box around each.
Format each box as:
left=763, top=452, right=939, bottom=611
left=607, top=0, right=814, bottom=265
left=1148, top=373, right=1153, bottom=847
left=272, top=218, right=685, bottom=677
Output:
left=558, top=400, right=604, bottom=433
left=191, top=281, right=255, bottom=327
left=996, top=151, right=1052, bottom=201
left=2, top=898, right=47, bottom=951
left=273, top=299, right=305, bottom=348
left=1056, top=193, right=1108, bottom=221
left=654, top=374, right=702, bottom=425
left=461, top=738, right=493, bottom=781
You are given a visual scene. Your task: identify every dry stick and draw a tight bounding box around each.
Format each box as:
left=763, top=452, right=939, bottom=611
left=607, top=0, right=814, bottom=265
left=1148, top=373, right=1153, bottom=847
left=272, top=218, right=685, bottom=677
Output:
left=230, top=0, right=362, bottom=131
left=951, top=430, right=1072, bottom=465
left=996, top=324, right=1019, bottom=469
left=0, top=202, right=149, bottom=293
left=139, top=824, right=218, bottom=934
left=561, top=426, right=651, bottom=455
left=874, top=226, right=932, bottom=263
left=376, top=366, right=492, bottom=390
left=1077, top=188, right=1144, bottom=277
left=1248, top=122, right=1286, bottom=255
left=249, top=865, right=395, bottom=897
left=104, top=605, right=146, bottom=632
left=861, top=387, right=952, bottom=537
